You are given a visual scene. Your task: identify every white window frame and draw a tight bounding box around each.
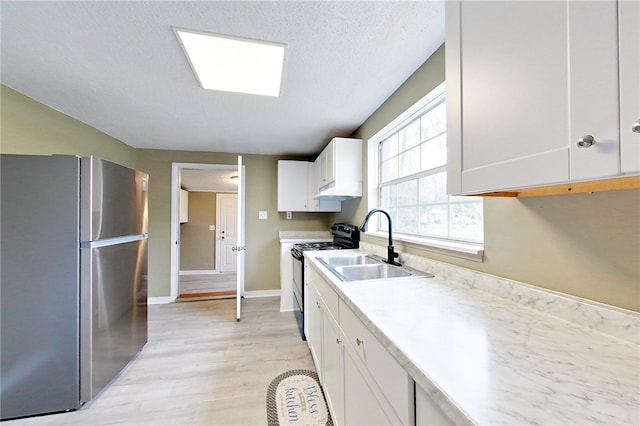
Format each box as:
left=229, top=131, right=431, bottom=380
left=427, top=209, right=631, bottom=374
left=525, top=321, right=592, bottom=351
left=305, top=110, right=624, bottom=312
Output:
left=366, top=82, right=484, bottom=261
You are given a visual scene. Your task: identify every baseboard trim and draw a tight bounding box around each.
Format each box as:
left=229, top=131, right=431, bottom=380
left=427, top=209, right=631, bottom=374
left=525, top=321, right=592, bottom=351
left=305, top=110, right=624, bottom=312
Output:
left=148, top=296, right=175, bottom=305
left=180, top=270, right=218, bottom=275
left=243, top=289, right=281, bottom=298
left=149, top=290, right=279, bottom=303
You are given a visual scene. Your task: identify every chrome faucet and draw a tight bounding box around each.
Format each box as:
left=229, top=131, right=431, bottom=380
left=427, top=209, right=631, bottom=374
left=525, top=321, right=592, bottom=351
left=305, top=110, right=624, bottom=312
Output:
left=359, top=208, right=401, bottom=266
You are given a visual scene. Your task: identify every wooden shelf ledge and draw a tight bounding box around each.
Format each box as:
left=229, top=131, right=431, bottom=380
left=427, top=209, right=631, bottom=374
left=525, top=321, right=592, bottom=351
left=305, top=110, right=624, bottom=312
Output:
left=469, top=175, right=640, bottom=198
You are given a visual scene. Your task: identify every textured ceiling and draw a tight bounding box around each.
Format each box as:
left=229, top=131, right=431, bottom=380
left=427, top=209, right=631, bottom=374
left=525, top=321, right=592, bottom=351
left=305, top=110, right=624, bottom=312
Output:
left=1, top=1, right=444, bottom=156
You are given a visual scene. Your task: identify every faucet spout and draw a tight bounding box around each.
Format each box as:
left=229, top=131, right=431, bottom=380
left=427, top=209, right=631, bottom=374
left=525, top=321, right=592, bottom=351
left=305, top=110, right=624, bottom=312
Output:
left=359, top=208, right=400, bottom=266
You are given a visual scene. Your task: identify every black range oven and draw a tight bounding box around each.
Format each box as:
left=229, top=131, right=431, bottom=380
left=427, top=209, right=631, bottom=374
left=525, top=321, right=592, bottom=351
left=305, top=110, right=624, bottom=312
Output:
left=291, top=223, right=360, bottom=340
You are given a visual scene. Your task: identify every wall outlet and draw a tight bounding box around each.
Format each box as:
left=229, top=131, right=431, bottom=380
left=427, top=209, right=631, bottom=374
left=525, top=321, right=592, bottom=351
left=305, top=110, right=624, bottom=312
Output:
left=258, top=210, right=268, bottom=220
left=286, top=211, right=292, bottom=220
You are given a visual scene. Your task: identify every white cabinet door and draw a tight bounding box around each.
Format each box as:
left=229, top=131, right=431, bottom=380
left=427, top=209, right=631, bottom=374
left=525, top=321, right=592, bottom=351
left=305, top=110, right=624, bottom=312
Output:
left=619, top=0, right=640, bottom=173
left=448, top=0, right=569, bottom=194
left=305, top=282, right=323, bottom=375
left=307, top=162, right=341, bottom=212
left=568, top=0, right=619, bottom=180
left=322, top=307, right=344, bottom=426
left=446, top=0, right=624, bottom=194
left=277, top=160, right=308, bottom=211
left=343, top=350, right=394, bottom=426
left=317, top=142, right=335, bottom=191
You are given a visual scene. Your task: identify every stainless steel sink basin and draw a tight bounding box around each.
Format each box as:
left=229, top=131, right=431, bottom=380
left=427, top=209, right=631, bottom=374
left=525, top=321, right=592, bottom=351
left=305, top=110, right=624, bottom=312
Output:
left=334, top=263, right=413, bottom=280
left=318, top=254, right=433, bottom=282
left=317, top=255, right=379, bottom=267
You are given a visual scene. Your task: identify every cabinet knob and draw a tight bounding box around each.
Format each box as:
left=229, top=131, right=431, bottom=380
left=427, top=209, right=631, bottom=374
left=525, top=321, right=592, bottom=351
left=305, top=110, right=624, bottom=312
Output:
left=632, top=120, right=640, bottom=134
left=356, top=338, right=364, bottom=346
left=577, top=135, right=596, bottom=148
left=336, top=338, right=341, bottom=345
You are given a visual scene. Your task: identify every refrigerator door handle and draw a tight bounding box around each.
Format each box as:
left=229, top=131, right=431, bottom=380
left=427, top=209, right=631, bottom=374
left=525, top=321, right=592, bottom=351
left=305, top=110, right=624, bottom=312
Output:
left=80, top=233, right=148, bottom=249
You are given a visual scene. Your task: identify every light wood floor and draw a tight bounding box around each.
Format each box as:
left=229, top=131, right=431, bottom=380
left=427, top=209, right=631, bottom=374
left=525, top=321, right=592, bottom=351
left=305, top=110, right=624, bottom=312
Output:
left=9, top=297, right=314, bottom=425
left=179, top=273, right=237, bottom=300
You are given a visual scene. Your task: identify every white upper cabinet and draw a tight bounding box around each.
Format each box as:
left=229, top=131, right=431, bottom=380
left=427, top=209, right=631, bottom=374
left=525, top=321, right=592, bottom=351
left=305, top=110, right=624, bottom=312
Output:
left=307, top=160, right=341, bottom=212
left=277, top=160, right=341, bottom=212
left=619, top=0, right=640, bottom=173
left=314, top=137, right=362, bottom=199
left=446, top=0, right=635, bottom=195
left=277, top=160, right=309, bottom=212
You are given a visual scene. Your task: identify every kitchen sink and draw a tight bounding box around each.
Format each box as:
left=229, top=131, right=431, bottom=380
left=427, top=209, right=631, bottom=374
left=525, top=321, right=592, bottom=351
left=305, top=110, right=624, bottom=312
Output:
left=317, top=255, right=380, bottom=267
left=318, top=255, right=433, bottom=282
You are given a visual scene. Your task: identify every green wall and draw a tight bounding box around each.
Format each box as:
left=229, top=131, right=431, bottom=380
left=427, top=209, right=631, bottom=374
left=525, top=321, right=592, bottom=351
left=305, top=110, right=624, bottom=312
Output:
left=136, top=149, right=331, bottom=297
left=1, top=86, right=136, bottom=168
left=180, top=191, right=218, bottom=271
left=336, top=45, right=640, bottom=312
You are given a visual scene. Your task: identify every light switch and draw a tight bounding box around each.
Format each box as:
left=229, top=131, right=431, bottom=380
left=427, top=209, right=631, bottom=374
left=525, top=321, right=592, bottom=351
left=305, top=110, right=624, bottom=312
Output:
left=209, top=225, right=215, bottom=231
left=259, top=210, right=268, bottom=220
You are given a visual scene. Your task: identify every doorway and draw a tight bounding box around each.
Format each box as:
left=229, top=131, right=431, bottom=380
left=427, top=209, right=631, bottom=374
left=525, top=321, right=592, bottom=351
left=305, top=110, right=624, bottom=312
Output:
left=170, top=163, right=240, bottom=301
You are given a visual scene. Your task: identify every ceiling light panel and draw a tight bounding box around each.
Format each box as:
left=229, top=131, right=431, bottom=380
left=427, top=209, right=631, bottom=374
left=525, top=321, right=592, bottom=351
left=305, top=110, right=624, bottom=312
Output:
left=175, top=28, right=286, bottom=97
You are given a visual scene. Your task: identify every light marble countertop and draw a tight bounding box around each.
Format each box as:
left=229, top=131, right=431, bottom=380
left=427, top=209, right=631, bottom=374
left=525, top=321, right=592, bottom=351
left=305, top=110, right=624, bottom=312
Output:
left=305, top=249, right=640, bottom=425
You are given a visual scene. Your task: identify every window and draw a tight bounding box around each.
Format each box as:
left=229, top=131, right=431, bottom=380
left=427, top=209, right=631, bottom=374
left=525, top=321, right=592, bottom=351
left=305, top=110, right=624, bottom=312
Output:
left=368, top=83, right=484, bottom=253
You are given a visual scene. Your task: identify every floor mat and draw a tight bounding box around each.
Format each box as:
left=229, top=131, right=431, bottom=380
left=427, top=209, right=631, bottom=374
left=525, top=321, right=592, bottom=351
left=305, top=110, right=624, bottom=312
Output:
left=266, top=369, right=333, bottom=426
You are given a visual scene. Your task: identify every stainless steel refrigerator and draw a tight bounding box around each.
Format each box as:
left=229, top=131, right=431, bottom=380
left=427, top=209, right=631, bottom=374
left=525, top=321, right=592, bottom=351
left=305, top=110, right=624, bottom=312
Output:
left=0, top=154, right=148, bottom=420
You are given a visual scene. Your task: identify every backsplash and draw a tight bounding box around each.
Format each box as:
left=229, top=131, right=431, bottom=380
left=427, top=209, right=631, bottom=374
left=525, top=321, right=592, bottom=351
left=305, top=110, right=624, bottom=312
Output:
left=360, top=242, right=640, bottom=345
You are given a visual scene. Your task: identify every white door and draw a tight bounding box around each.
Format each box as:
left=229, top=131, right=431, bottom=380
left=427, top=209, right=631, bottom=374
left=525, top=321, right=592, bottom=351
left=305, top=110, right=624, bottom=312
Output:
left=216, top=193, right=237, bottom=273
left=236, top=155, right=246, bottom=321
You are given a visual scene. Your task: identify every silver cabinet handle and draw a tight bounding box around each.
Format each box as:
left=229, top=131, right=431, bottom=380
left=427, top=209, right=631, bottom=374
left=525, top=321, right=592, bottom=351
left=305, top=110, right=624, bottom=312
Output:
left=632, top=120, right=640, bottom=134
left=577, top=135, right=596, bottom=148
left=356, top=338, right=364, bottom=346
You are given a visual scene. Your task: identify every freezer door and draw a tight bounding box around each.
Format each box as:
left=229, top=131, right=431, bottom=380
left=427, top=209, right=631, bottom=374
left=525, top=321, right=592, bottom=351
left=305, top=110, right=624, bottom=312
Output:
left=80, top=238, right=148, bottom=401
left=81, top=157, right=148, bottom=241
left=1, top=154, right=81, bottom=420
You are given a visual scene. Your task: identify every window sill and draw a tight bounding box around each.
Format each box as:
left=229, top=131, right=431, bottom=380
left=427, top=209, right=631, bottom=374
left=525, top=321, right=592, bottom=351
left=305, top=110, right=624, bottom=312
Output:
left=364, top=231, right=485, bottom=263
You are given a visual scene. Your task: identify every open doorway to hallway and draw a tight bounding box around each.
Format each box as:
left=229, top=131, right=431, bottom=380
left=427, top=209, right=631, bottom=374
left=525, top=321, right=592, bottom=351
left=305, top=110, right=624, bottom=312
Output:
left=179, top=272, right=237, bottom=300
left=177, top=167, right=238, bottom=300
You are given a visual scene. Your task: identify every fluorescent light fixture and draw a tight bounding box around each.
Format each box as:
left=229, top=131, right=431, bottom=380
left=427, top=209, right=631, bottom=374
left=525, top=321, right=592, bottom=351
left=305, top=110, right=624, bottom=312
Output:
left=174, top=28, right=286, bottom=97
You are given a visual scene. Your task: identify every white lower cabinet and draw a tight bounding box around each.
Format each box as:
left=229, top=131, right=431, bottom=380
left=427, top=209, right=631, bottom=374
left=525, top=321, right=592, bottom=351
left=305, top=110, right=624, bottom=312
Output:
left=343, top=349, right=394, bottom=425
left=415, top=385, right=454, bottom=426
left=321, top=305, right=344, bottom=425
left=340, top=299, right=414, bottom=426
left=305, top=284, right=322, bottom=373
left=306, top=262, right=416, bottom=426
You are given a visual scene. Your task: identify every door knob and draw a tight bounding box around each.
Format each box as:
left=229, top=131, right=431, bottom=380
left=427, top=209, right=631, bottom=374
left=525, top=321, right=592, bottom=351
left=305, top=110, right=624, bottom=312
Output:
left=577, top=135, right=595, bottom=148
left=632, top=120, right=640, bottom=134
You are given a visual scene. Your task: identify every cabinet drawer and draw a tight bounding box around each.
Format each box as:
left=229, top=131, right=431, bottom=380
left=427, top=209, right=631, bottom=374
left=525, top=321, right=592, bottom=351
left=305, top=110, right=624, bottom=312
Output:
left=339, top=299, right=412, bottom=425
left=314, top=271, right=339, bottom=322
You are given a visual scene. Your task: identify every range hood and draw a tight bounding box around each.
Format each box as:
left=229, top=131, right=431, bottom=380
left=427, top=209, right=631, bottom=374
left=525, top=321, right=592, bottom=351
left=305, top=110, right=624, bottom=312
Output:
left=313, top=181, right=362, bottom=200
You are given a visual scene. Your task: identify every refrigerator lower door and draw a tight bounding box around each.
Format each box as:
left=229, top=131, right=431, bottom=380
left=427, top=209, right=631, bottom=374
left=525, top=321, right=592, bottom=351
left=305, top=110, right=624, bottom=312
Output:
left=80, top=237, right=148, bottom=401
